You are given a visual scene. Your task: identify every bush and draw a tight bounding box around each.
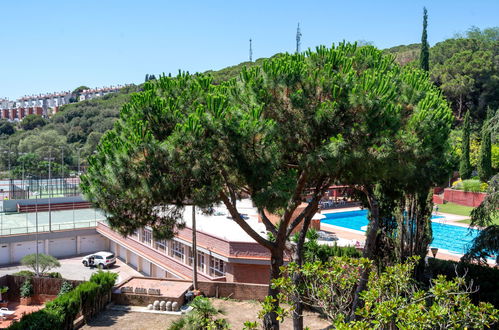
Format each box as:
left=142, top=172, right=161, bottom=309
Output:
left=58, top=281, right=73, bottom=297
left=9, top=271, right=118, bottom=330
left=12, top=270, right=35, bottom=277
left=457, top=179, right=487, bottom=192
left=426, top=258, right=499, bottom=308
left=20, top=253, right=60, bottom=275
left=47, top=272, right=62, bottom=278
left=20, top=279, right=33, bottom=298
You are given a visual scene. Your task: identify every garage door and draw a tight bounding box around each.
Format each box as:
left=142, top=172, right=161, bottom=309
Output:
left=13, top=241, right=45, bottom=262
left=110, top=242, right=116, bottom=254
left=129, top=252, right=138, bottom=269
left=0, top=244, right=10, bottom=265
left=80, top=235, right=106, bottom=254
left=119, top=245, right=126, bottom=259
left=49, top=238, right=76, bottom=258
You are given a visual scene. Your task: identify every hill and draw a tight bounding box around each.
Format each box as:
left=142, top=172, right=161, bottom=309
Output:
left=0, top=27, right=497, bottom=176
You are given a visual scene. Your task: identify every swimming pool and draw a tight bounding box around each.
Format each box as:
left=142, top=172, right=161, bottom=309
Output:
left=322, top=210, right=480, bottom=255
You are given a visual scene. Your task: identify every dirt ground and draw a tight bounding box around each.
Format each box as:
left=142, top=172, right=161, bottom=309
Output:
left=82, top=298, right=331, bottom=330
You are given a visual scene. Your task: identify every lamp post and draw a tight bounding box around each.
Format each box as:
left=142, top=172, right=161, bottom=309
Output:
left=34, top=191, right=39, bottom=276
left=430, top=247, right=439, bottom=258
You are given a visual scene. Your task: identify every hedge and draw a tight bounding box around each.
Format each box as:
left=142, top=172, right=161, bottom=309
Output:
left=8, top=271, right=118, bottom=330
left=426, top=258, right=499, bottom=308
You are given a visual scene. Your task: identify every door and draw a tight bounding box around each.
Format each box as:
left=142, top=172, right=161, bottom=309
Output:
left=0, top=244, right=10, bottom=265
left=80, top=235, right=106, bottom=254
left=49, top=237, right=77, bottom=258
left=13, top=240, right=44, bottom=262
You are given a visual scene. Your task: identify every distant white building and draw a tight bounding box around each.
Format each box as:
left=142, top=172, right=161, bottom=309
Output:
left=79, top=85, right=124, bottom=101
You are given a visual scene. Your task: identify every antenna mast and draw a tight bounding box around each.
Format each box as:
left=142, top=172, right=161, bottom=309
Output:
left=249, top=38, right=253, bottom=62
left=296, top=23, right=302, bottom=53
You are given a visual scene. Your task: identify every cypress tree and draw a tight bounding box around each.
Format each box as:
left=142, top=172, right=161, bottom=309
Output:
left=420, top=7, right=429, bottom=72
left=477, top=109, right=493, bottom=181
left=460, top=111, right=472, bottom=179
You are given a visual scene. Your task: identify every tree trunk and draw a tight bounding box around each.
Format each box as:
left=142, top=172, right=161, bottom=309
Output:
left=264, top=248, right=284, bottom=330
left=192, top=205, right=198, bottom=291
left=291, top=214, right=313, bottom=330
left=349, top=192, right=379, bottom=321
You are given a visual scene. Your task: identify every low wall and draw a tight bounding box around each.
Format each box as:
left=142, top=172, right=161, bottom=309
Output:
left=198, top=281, right=268, bottom=301
left=433, top=194, right=444, bottom=204
left=443, top=188, right=486, bottom=207
left=112, top=277, right=269, bottom=305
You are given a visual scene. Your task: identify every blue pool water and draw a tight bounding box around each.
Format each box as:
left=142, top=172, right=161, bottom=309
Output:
left=322, top=210, right=480, bottom=255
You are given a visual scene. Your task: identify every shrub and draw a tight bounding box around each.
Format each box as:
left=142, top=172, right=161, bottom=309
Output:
left=58, top=281, right=73, bottom=297
left=461, top=179, right=485, bottom=192
left=426, top=258, right=499, bottom=308
left=19, top=279, right=33, bottom=298
left=169, top=296, right=229, bottom=330
left=47, top=272, right=62, bottom=278
left=20, top=254, right=61, bottom=275
left=12, top=270, right=35, bottom=277
left=9, top=271, right=118, bottom=330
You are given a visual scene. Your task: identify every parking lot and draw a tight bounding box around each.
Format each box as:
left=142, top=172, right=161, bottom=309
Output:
left=0, top=255, right=142, bottom=283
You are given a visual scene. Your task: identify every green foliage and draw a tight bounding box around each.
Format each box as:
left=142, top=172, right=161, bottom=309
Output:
left=427, top=258, right=499, bottom=308
left=20, top=114, right=48, bottom=130
left=420, top=7, right=429, bottom=71
left=430, top=27, right=499, bottom=121
left=48, top=272, right=62, bottom=278
left=478, top=109, right=494, bottom=181
left=0, top=120, right=16, bottom=136
left=295, top=229, right=362, bottom=262
left=58, top=281, right=73, bottom=296
left=455, top=179, right=487, bottom=192
left=270, top=257, right=499, bottom=328
left=9, top=271, right=117, bottom=330
left=460, top=111, right=472, bottom=179
left=464, top=174, right=499, bottom=263
left=19, top=278, right=33, bottom=298
left=12, top=270, right=35, bottom=277
left=169, top=296, right=229, bottom=330
left=20, top=253, right=60, bottom=275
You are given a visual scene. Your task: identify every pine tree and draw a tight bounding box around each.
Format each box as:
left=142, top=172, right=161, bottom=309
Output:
left=477, top=109, right=494, bottom=181
left=460, top=111, right=472, bottom=179
left=420, top=7, right=429, bottom=72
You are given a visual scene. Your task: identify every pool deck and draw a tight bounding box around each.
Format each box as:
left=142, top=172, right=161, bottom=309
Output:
left=319, top=207, right=490, bottom=264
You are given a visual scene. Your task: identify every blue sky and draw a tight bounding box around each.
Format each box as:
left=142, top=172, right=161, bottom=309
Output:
left=1, top=0, right=497, bottom=99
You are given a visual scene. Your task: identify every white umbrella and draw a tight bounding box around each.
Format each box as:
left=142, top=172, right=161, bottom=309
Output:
left=312, top=213, right=326, bottom=220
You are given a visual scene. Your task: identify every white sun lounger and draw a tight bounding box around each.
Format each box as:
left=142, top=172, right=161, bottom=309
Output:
left=0, top=307, right=15, bottom=319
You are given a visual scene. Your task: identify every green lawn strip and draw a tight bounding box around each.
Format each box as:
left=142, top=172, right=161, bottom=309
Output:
left=458, top=216, right=499, bottom=226
left=437, top=202, right=474, bottom=217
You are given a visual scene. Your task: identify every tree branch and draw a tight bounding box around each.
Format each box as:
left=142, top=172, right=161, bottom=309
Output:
left=259, top=208, right=278, bottom=235
left=219, top=191, right=274, bottom=250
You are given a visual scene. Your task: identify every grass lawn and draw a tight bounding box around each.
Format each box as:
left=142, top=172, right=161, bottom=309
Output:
left=458, top=216, right=499, bottom=226
left=437, top=202, right=474, bottom=217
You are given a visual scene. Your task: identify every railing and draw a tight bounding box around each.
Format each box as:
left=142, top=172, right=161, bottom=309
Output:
left=0, top=220, right=98, bottom=236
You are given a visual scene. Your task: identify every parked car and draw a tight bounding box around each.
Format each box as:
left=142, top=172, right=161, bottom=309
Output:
left=82, top=252, right=116, bottom=269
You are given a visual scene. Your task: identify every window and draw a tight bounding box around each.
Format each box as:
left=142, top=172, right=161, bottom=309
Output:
left=170, top=241, right=184, bottom=261
left=197, top=252, right=205, bottom=273
left=209, top=257, right=225, bottom=277
left=130, top=229, right=139, bottom=240
left=187, top=247, right=194, bottom=266
left=142, top=228, right=152, bottom=245
left=155, top=239, right=167, bottom=253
